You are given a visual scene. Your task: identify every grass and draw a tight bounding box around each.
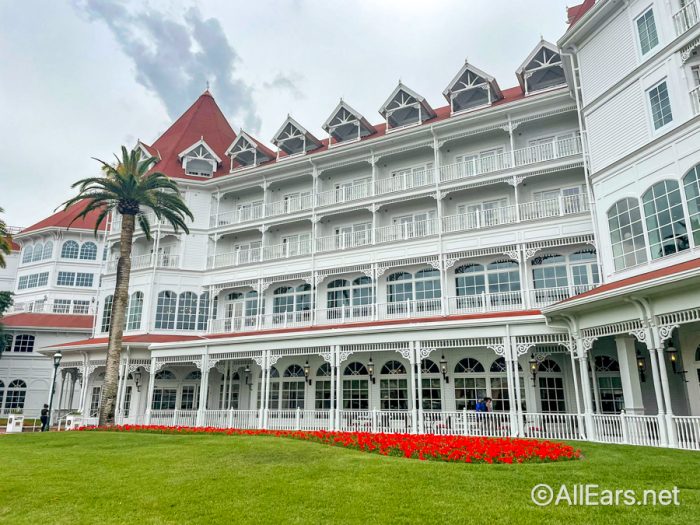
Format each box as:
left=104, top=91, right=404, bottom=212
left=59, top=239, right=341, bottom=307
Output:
left=0, top=432, right=698, bottom=524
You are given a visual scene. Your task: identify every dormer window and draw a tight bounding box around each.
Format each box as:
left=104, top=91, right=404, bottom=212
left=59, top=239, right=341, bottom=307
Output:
left=272, top=116, right=322, bottom=159
left=516, top=41, right=566, bottom=95
left=178, top=138, right=221, bottom=177
left=443, top=62, right=502, bottom=115
left=379, top=83, right=436, bottom=131
left=322, top=100, right=375, bottom=146
left=225, top=131, right=274, bottom=170
left=134, top=140, right=159, bottom=162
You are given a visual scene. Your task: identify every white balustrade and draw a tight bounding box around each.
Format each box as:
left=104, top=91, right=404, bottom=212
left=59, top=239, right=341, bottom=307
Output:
left=263, top=239, right=313, bottom=260
left=7, top=300, right=95, bottom=315
left=625, top=414, right=662, bottom=447
left=422, top=411, right=463, bottom=435
left=316, top=305, right=375, bottom=325
left=375, top=218, right=438, bottom=244
left=297, top=410, right=332, bottom=431
left=317, top=182, right=372, bottom=206
left=521, top=412, right=583, bottom=441
left=337, top=410, right=374, bottom=433
left=673, top=0, right=699, bottom=36
left=448, top=292, right=524, bottom=314
left=266, top=194, right=313, bottom=217
left=316, top=230, right=373, bottom=252
left=592, top=414, right=624, bottom=444
left=674, top=416, right=700, bottom=451
left=375, top=168, right=436, bottom=195
left=462, top=411, right=513, bottom=437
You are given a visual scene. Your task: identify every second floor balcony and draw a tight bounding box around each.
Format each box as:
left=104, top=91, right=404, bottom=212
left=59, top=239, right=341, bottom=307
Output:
left=105, top=252, right=180, bottom=273
left=673, top=0, right=699, bottom=37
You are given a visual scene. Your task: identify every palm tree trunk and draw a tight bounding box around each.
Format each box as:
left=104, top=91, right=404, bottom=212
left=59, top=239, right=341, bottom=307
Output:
left=98, top=213, right=135, bottom=426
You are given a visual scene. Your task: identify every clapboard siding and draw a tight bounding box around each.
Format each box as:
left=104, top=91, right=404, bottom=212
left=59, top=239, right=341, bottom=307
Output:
left=578, top=10, right=636, bottom=105
left=587, top=82, right=649, bottom=172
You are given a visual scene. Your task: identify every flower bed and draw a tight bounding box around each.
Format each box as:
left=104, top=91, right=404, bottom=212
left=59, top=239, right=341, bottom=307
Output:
left=78, top=425, right=580, bottom=464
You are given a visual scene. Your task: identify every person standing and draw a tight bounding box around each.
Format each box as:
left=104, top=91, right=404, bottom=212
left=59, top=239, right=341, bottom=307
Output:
left=40, top=404, right=49, bottom=432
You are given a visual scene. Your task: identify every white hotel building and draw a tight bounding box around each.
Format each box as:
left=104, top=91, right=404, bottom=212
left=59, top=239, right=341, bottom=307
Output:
left=2, top=0, right=700, bottom=447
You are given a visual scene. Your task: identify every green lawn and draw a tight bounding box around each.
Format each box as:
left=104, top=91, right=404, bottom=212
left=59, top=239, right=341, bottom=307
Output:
left=0, top=432, right=698, bottom=524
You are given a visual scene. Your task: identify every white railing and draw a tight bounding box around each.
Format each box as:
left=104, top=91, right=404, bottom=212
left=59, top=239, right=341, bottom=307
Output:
left=440, top=152, right=512, bottom=182
left=106, top=253, right=180, bottom=273
left=375, top=168, right=436, bottom=196
left=207, top=247, right=262, bottom=269
left=111, top=211, right=161, bottom=233
left=337, top=410, right=374, bottom=433
left=521, top=412, right=583, bottom=441
left=209, top=204, right=265, bottom=228
left=529, top=284, right=596, bottom=308
left=442, top=206, right=516, bottom=233
left=691, top=85, right=700, bottom=116
left=297, top=410, right=332, bottom=431
left=266, top=195, right=314, bottom=217
left=7, top=300, right=95, bottom=315
left=262, top=239, right=313, bottom=260
left=316, top=230, right=373, bottom=252
left=422, top=411, right=463, bottom=435
left=592, top=414, right=625, bottom=444
left=448, top=292, right=524, bottom=314
left=625, top=414, right=662, bottom=447
left=673, top=0, right=699, bottom=36
left=317, top=182, right=372, bottom=207
left=375, top=218, right=439, bottom=244
left=674, top=416, right=700, bottom=451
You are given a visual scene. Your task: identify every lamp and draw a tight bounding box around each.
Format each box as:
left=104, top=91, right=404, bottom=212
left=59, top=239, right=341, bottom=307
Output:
left=665, top=343, right=686, bottom=378
left=528, top=354, right=538, bottom=385
left=132, top=370, right=142, bottom=392
left=439, top=355, right=449, bottom=383
left=244, top=364, right=251, bottom=385
left=367, top=356, right=375, bottom=384
left=47, top=351, right=63, bottom=431
left=304, top=360, right=312, bottom=386
left=636, top=350, right=647, bottom=382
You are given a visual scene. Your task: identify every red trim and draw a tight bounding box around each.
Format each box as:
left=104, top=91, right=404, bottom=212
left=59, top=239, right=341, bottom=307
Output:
left=20, top=200, right=107, bottom=234
left=2, top=313, right=94, bottom=329
left=50, top=333, right=207, bottom=348
left=567, top=0, right=595, bottom=28
left=558, top=256, right=700, bottom=304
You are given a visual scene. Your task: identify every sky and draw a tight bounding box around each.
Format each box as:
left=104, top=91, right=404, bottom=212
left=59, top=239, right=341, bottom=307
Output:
left=0, top=0, right=574, bottom=228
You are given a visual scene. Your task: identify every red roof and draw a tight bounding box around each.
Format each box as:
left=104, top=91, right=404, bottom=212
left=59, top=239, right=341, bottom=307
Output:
left=557, top=256, right=700, bottom=305
left=567, top=0, right=596, bottom=28
left=50, top=333, right=207, bottom=348
left=150, top=85, right=535, bottom=180
left=147, top=90, right=236, bottom=181
left=20, top=200, right=106, bottom=235
left=2, top=313, right=95, bottom=330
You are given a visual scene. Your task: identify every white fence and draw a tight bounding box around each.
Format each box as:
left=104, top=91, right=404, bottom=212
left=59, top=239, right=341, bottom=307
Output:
left=673, top=0, right=699, bottom=36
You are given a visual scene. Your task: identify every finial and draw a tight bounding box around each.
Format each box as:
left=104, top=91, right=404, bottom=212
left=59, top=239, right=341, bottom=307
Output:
left=206, top=80, right=210, bottom=90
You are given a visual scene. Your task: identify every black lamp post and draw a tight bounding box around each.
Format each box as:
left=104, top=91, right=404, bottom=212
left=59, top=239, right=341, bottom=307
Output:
left=133, top=371, right=142, bottom=392
left=367, top=356, right=375, bottom=384
left=528, top=354, right=538, bottom=385
left=47, top=351, right=63, bottom=431
left=303, top=360, right=312, bottom=385
left=636, top=350, right=647, bottom=382
left=439, top=355, right=449, bottom=383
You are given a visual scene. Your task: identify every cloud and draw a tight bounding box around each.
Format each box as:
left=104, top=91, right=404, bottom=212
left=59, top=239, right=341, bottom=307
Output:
left=263, top=72, right=305, bottom=99
left=76, top=0, right=261, bottom=132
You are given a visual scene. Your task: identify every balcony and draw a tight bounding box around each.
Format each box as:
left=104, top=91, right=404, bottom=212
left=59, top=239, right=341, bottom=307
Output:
left=111, top=211, right=161, bottom=233
left=207, top=285, right=596, bottom=334
left=691, top=85, right=700, bottom=116
left=7, top=300, right=96, bottom=315
left=673, top=0, right=699, bottom=36
left=207, top=194, right=589, bottom=270
left=105, top=253, right=180, bottom=273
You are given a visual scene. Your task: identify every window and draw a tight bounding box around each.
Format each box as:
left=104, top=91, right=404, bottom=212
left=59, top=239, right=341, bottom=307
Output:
left=180, top=385, right=199, bottom=410
left=387, top=272, right=413, bottom=303
left=22, top=246, right=33, bottom=264
left=177, top=292, right=198, bottom=330
left=608, top=198, right=648, bottom=270
left=57, top=272, right=75, bottom=286
left=89, top=387, right=101, bottom=417
left=12, top=335, right=35, bottom=353
left=75, top=273, right=94, bottom=287
left=52, top=299, right=71, bottom=314
left=342, top=362, right=369, bottom=410
left=155, top=291, right=177, bottom=329
left=648, top=81, right=673, bottom=130
left=414, top=268, right=441, bottom=304
left=0, top=380, right=4, bottom=409
left=4, top=380, right=27, bottom=410
left=42, top=241, right=53, bottom=259
left=421, top=359, right=442, bottom=410
left=2, top=334, right=12, bottom=353
left=538, top=359, right=565, bottom=413
left=18, top=272, right=49, bottom=290
left=61, top=240, right=79, bottom=259
left=683, top=164, right=700, bottom=246
left=197, top=293, right=210, bottom=331
left=315, top=363, right=332, bottom=409
left=73, top=300, right=90, bottom=314
left=101, top=296, right=113, bottom=333
left=532, top=254, right=568, bottom=289
left=151, top=388, right=177, bottom=410
left=379, top=360, right=408, bottom=410
left=126, top=291, right=144, bottom=330
left=594, top=356, right=624, bottom=414
left=636, top=9, right=659, bottom=55
left=123, top=386, right=132, bottom=417
left=154, top=370, right=176, bottom=380
left=453, top=358, right=486, bottom=411
left=79, top=242, right=98, bottom=260
left=569, top=250, right=600, bottom=289
left=643, top=180, right=689, bottom=259
left=31, top=242, right=44, bottom=262
left=281, top=365, right=305, bottom=409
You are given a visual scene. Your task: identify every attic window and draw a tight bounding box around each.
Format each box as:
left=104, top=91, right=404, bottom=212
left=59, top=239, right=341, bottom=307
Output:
left=519, top=42, right=566, bottom=95
left=179, top=140, right=220, bottom=177
left=323, top=101, right=375, bottom=146
left=443, top=63, right=502, bottom=115
left=380, top=84, right=436, bottom=132
left=272, top=117, right=322, bottom=158
left=226, top=132, right=273, bottom=170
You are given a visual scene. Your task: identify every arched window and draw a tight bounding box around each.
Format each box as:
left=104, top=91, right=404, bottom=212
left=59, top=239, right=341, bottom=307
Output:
left=593, top=356, right=623, bottom=414
left=455, top=260, right=521, bottom=310
left=454, top=358, right=485, bottom=410
left=683, top=164, right=700, bottom=245
left=245, top=291, right=259, bottom=323
left=42, top=241, right=53, bottom=259
left=415, top=268, right=441, bottom=310
left=537, top=359, right=565, bottom=413
left=387, top=272, right=412, bottom=304
left=61, top=240, right=79, bottom=259
left=342, top=362, right=369, bottom=410
left=126, top=291, right=144, bottom=331
left=532, top=254, right=568, bottom=289
left=154, top=370, right=176, bottom=380
left=185, top=370, right=202, bottom=380
left=155, top=291, right=177, bottom=330
left=315, top=363, right=332, bottom=409
left=327, top=277, right=373, bottom=319
left=327, top=279, right=350, bottom=309
left=176, top=292, right=198, bottom=330
left=352, top=276, right=374, bottom=310
left=101, top=296, right=113, bottom=333
left=642, top=180, right=689, bottom=259
left=181, top=370, right=201, bottom=410
left=258, top=366, right=280, bottom=409
left=80, top=241, right=98, bottom=260
left=273, top=286, right=295, bottom=313
left=152, top=370, right=177, bottom=410
left=282, top=364, right=306, bottom=409
left=5, top=380, right=27, bottom=409
left=12, top=335, right=35, bottom=353
left=197, top=292, right=210, bottom=331
left=455, top=263, right=486, bottom=301
left=32, top=242, right=44, bottom=262
left=421, top=359, right=442, bottom=410
left=22, top=245, right=33, bottom=264
left=380, top=360, right=408, bottom=410
left=607, top=198, right=647, bottom=271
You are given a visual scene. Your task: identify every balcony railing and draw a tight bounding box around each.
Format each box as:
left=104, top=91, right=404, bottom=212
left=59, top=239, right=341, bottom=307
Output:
left=105, top=253, right=180, bottom=273
left=7, top=300, right=96, bottom=315
left=374, top=168, right=436, bottom=196
left=691, top=85, right=700, bottom=116
left=316, top=230, right=373, bottom=253
left=111, top=211, right=161, bottom=233
left=442, top=206, right=516, bottom=233
left=673, top=0, right=699, bottom=36
left=317, top=182, right=372, bottom=206
left=262, top=239, right=313, bottom=260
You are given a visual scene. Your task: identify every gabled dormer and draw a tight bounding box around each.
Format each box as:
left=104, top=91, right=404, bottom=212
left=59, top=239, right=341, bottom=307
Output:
left=443, top=61, right=503, bottom=115
left=379, top=82, right=436, bottom=132
left=134, top=140, right=160, bottom=162
left=178, top=138, right=221, bottom=177
left=516, top=40, right=566, bottom=95
left=322, top=99, right=375, bottom=146
left=271, top=116, right=323, bottom=159
left=225, top=131, right=275, bottom=171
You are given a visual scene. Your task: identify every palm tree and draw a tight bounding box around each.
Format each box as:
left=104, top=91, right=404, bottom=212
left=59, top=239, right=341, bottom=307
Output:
left=0, top=206, right=12, bottom=269
left=63, top=147, right=193, bottom=425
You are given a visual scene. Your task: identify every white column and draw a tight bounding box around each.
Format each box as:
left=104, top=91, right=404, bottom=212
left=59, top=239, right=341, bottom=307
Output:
left=415, top=343, right=424, bottom=434
left=196, top=352, right=209, bottom=426
left=263, top=351, right=272, bottom=429
left=512, top=352, right=525, bottom=437
left=408, top=342, right=418, bottom=434
left=588, top=351, right=602, bottom=414
left=615, top=336, right=644, bottom=414
left=504, top=338, right=518, bottom=437
left=329, top=349, right=336, bottom=430
left=258, top=354, right=267, bottom=427
left=576, top=339, right=595, bottom=441
left=647, top=346, right=669, bottom=447
left=567, top=348, right=585, bottom=439
left=145, top=358, right=157, bottom=425
left=652, top=344, right=677, bottom=447
left=335, top=346, right=342, bottom=430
